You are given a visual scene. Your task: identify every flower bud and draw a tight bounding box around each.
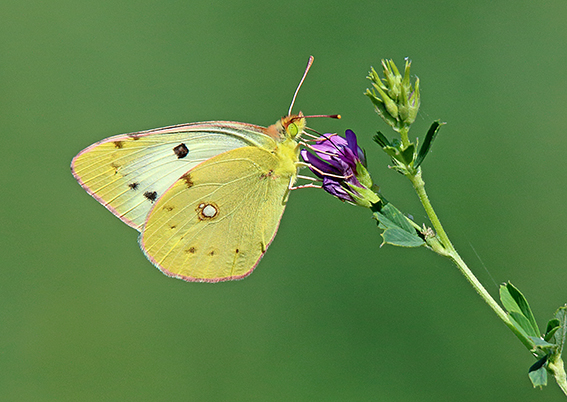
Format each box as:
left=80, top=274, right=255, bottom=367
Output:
left=365, top=58, right=420, bottom=131
left=300, top=130, right=380, bottom=208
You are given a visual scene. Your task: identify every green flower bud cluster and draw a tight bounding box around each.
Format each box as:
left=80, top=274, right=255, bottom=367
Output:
left=365, top=59, right=420, bottom=132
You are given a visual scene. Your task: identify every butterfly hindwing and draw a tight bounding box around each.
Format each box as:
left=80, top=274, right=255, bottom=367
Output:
left=71, top=122, right=276, bottom=230
left=140, top=145, right=296, bottom=282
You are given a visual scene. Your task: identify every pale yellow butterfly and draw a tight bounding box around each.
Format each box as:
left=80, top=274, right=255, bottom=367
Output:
left=71, top=56, right=337, bottom=282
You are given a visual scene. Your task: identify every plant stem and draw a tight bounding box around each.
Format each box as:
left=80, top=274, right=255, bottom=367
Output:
left=407, top=169, right=534, bottom=351
left=549, top=358, right=567, bottom=396
left=408, top=166, right=567, bottom=396
left=399, top=126, right=410, bottom=149
left=408, top=169, right=453, bottom=251
left=447, top=250, right=534, bottom=351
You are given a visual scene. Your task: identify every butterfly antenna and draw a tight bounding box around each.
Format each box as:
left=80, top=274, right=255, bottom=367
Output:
left=304, top=114, right=341, bottom=119
left=288, top=56, right=314, bottom=116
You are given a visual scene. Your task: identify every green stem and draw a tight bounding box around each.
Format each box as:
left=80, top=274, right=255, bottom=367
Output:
left=549, top=358, right=567, bottom=396
left=408, top=169, right=453, bottom=251
left=447, top=251, right=534, bottom=351
left=408, top=168, right=534, bottom=351
left=398, top=126, right=410, bottom=149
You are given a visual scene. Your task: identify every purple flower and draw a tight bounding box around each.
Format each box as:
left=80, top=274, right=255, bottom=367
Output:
left=301, top=130, right=379, bottom=207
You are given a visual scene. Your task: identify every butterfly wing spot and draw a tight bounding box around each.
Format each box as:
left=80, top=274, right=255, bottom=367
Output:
left=260, top=169, right=275, bottom=179
left=136, top=143, right=296, bottom=282
left=73, top=120, right=282, bottom=250
left=173, top=143, right=189, bottom=159
left=110, top=162, right=121, bottom=175
left=183, top=246, right=197, bottom=254
left=144, top=191, right=158, bottom=202
left=196, top=202, right=219, bottom=220
left=163, top=205, right=174, bottom=212
left=180, top=173, right=194, bottom=188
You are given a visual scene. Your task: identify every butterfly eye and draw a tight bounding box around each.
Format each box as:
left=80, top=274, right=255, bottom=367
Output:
left=287, top=122, right=299, bottom=137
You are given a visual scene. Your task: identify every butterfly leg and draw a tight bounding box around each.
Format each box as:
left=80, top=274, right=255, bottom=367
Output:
left=296, top=162, right=353, bottom=180
left=289, top=183, right=322, bottom=190
left=289, top=174, right=322, bottom=190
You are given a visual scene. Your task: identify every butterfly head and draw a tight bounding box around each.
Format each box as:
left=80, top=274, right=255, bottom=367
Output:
left=265, top=56, right=339, bottom=141
left=267, top=112, right=306, bottom=140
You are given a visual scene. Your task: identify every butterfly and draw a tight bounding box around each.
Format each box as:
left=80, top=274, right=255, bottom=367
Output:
left=71, top=56, right=338, bottom=283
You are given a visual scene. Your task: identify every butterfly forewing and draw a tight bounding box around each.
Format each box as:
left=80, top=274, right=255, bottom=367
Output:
left=140, top=146, right=297, bottom=282
left=71, top=122, right=276, bottom=230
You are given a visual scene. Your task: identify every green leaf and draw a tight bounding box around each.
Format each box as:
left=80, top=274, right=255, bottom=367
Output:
left=544, top=318, right=560, bottom=342
left=381, top=226, right=426, bottom=247
left=400, top=144, right=415, bottom=165
left=529, top=336, right=556, bottom=351
left=373, top=131, right=391, bottom=148
left=546, top=318, right=560, bottom=335
left=552, top=306, right=567, bottom=356
left=415, top=121, right=443, bottom=168
left=544, top=327, right=560, bottom=343
left=524, top=306, right=566, bottom=390
left=365, top=89, right=398, bottom=128
left=508, top=314, right=536, bottom=346
left=382, top=145, right=401, bottom=159
left=499, top=282, right=540, bottom=337
left=374, top=134, right=415, bottom=168
left=373, top=203, right=425, bottom=248
left=379, top=203, right=416, bottom=233
left=510, top=312, right=536, bottom=338
left=528, top=355, right=548, bottom=388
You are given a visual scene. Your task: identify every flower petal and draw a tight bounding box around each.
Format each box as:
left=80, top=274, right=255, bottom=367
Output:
left=322, top=177, right=355, bottom=203
left=311, top=135, right=360, bottom=169
left=314, top=134, right=347, bottom=152
left=301, top=131, right=375, bottom=206
left=300, top=149, right=339, bottom=178
left=345, top=129, right=366, bottom=165
left=345, top=129, right=358, bottom=153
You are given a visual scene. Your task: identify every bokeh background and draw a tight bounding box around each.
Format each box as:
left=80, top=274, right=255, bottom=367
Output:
left=2, top=1, right=567, bottom=401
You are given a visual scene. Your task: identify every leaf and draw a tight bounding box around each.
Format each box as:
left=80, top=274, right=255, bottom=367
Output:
left=382, top=145, right=401, bottom=159
left=415, top=121, right=443, bottom=168
left=524, top=306, right=566, bottom=390
left=373, top=131, right=391, bottom=148
left=499, top=282, right=540, bottom=337
left=400, top=143, right=415, bottom=165
left=366, top=90, right=397, bottom=128
left=528, top=355, right=548, bottom=388
left=529, top=337, right=556, bottom=351
left=380, top=203, right=417, bottom=233
left=373, top=203, right=425, bottom=248
left=509, top=312, right=539, bottom=339
left=382, top=226, right=426, bottom=247
left=508, top=314, right=536, bottom=348
left=544, top=318, right=560, bottom=342
left=373, top=134, right=415, bottom=167
left=552, top=306, right=567, bottom=356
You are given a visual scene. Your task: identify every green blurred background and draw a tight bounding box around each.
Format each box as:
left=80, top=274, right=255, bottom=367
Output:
left=2, top=0, right=567, bottom=400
